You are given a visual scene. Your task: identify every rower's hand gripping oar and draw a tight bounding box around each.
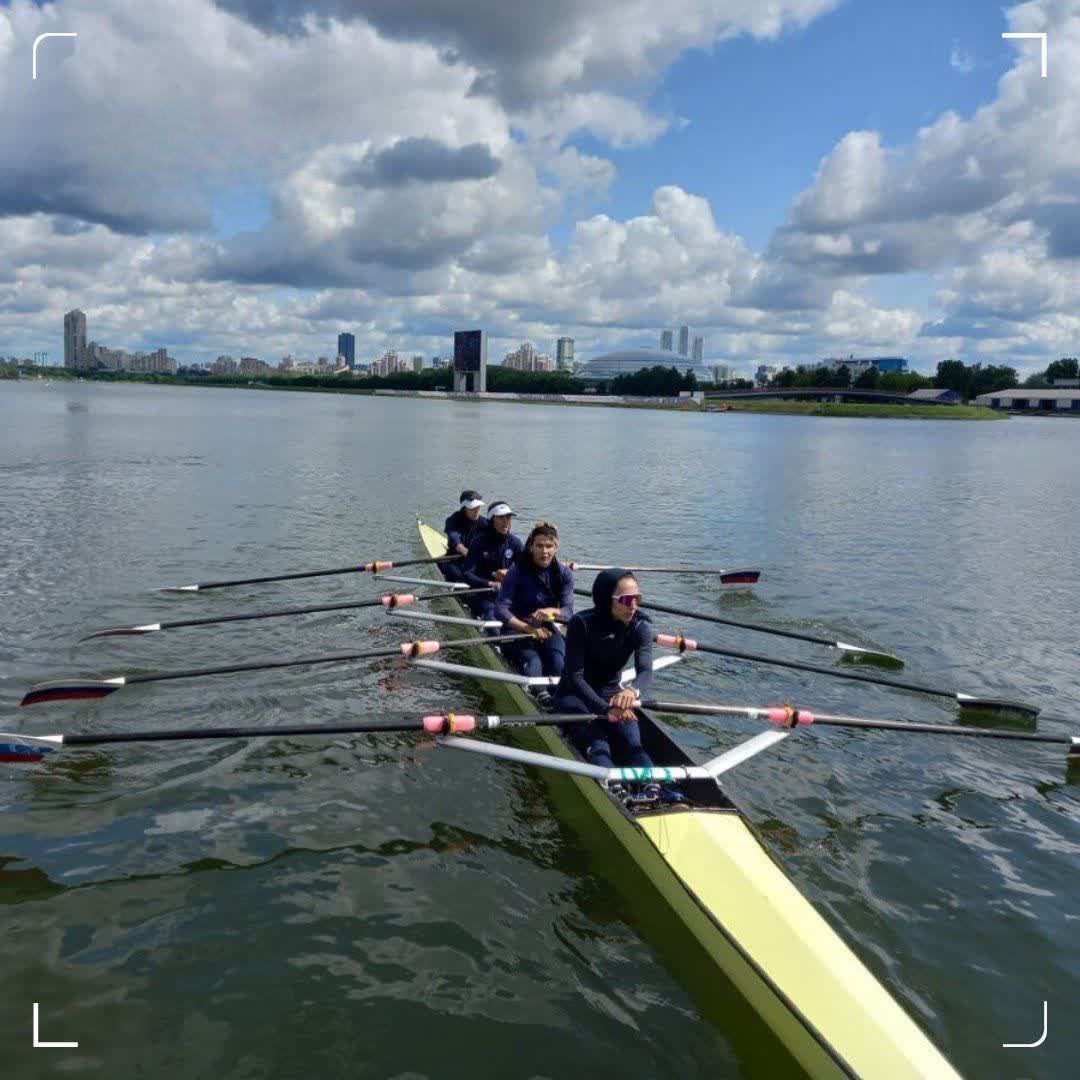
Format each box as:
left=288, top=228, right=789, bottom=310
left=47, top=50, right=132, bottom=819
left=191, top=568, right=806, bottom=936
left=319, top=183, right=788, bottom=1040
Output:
left=572, top=587, right=902, bottom=668
left=644, top=699, right=1080, bottom=760
left=0, top=712, right=597, bottom=763
left=19, top=634, right=535, bottom=707
left=159, top=553, right=462, bottom=593
left=653, top=632, right=1041, bottom=722
left=80, top=588, right=494, bottom=641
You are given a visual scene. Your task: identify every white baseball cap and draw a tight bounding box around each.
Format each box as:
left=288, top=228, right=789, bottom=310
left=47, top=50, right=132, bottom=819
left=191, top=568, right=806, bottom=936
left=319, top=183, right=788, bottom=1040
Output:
left=487, top=502, right=514, bottom=518
left=459, top=493, right=485, bottom=509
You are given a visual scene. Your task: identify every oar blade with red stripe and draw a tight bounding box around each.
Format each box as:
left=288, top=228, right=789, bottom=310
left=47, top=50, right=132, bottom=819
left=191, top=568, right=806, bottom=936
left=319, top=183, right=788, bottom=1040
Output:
left=718, top=567, right=762, bottom=585
left=19, top=679, right=124, bottom=707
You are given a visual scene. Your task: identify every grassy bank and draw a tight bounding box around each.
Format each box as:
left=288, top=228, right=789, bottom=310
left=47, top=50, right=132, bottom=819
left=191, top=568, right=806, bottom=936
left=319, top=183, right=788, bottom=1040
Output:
left=706, top=399, right=1002, bottom=420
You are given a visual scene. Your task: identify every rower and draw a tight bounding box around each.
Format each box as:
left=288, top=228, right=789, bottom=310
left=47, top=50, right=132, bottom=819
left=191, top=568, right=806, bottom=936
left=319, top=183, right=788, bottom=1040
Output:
left=443, top=490, right=488, bottom=583
left=551, top=568, right=654, bottom=770
left=462, top=501, right=523, bottom=621
left=494, top=521, right=573, bottom=682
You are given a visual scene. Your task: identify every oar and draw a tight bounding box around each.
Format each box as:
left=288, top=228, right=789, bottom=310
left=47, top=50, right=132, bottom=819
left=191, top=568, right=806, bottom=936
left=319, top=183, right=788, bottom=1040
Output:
left=570, top=564, right=761, bottom=585
left=573, top=588, right=901, bottom=667
left=80, top=588, right=494, bottom=641
left=159, top=554, right=461, bottom=593
left=646, top=699, right=1079, bottom=758
left=0, top=712, right=594, bottom=763
left=19, top=634, right=533, bottom=706
left=652, top=633, right=1041, bottom=721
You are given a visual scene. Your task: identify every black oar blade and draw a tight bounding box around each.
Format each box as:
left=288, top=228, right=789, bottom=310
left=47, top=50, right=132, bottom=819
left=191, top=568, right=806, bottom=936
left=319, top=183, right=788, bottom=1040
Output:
left=719, top=568, right=761, bottom=585
left=79, top=625, right=159, bottom=642
left=957, top=697, right=1040, bottom=722
left=837, top=645, right=905, bottom=670
left=20, top=680, right=123, bottom=707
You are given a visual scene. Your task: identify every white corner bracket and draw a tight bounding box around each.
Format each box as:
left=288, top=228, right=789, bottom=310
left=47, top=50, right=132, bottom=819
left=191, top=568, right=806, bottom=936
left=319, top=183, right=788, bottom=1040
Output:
left=1001, top=32, right=1048, bottom=78
left=32, top=32, right=78, bottom=80
left=1002, top=1000, right=1048, bottom=1049
left=33, top=1003, right=78, bottom=1048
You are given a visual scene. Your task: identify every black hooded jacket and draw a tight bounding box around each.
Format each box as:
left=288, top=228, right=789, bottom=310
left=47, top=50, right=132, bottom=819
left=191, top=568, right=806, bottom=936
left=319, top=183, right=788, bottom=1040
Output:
left=554, top=568, right=653, bottom=712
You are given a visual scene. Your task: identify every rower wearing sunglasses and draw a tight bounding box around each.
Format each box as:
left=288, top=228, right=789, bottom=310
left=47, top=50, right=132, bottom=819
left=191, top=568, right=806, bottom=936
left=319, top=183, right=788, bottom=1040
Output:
left=551, top=568, right=655, bottom=770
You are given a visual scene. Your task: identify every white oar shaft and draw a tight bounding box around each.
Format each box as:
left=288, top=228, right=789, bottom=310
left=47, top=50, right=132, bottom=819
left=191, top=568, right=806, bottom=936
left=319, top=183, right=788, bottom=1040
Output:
left=388, top=609, right=499, bottom=630
left=439, top=736, right=709, bottom=783
left=374, top=574, right=468, bottom=590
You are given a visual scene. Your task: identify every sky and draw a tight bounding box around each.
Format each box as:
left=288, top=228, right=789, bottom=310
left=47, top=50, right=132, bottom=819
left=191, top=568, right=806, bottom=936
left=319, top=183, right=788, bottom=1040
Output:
left=1, top=0, right=1078, bottom=376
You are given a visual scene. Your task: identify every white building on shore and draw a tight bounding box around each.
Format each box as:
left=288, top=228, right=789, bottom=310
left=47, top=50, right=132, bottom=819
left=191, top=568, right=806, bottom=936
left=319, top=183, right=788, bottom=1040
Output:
left=975, top=388, right=1080, bottom=412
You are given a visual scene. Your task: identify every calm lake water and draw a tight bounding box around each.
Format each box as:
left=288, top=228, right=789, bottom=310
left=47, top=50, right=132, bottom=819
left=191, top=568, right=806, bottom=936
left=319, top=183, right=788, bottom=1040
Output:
left=2, top=380, right=1077, bottom=1079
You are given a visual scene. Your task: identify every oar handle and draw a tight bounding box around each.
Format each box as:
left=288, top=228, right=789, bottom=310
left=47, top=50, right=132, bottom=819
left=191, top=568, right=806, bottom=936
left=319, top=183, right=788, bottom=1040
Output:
left=60, top=712, right=595, bottom=747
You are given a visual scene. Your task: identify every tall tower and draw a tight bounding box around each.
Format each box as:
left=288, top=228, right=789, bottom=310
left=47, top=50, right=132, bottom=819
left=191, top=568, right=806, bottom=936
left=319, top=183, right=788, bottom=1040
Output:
left=337, top=332, right=356, bottom=369
left=453, top=330, right=487, bottom=392
left=660, top=329, right=674, bottom=351
left=678, top=325, right=689, bottom=357
left=556, top=337, right=575, bottom=371
left=64, top=310, right=86, bottom=369
left=692, top=336, right=704, bottom=363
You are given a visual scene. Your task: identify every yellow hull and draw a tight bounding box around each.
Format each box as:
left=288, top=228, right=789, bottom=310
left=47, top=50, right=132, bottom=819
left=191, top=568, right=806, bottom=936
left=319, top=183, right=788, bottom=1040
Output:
left=416, top=520, right=960, bottom=1079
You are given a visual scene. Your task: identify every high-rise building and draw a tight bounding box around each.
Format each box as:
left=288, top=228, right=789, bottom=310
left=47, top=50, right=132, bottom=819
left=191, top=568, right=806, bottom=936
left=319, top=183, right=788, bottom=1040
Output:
left=556, top=337, right=575, bottom=371
left=678, top=325, right=690, bottom=357
left=64, top=310, right=86, bottom=369
left=505, top=342, right=549, bottom=371
left=412, top=354, right=424, bottom=373
left=660, top=329, right=674, bottom=351
left=337, top=332, right=356, bottom=369
left=692, top=336, right=704, bottom=364
left=712, top=363, right=732, bottom=384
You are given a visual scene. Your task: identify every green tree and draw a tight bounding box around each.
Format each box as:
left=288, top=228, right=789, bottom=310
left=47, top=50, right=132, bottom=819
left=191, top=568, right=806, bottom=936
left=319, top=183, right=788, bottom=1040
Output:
left=853, top=367, right=880, bottom=389
left=1045, top=358, right=1079, bottom=381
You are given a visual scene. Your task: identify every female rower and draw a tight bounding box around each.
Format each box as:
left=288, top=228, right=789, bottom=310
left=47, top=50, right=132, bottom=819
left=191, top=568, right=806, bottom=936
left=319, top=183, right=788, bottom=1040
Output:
left=551, top=568, right=653, bottom=770
left=462, top=501, right=524, bottom=620
left=494, top=522, right=573, bottom=680
left=443, top=490, right=488, bottom=583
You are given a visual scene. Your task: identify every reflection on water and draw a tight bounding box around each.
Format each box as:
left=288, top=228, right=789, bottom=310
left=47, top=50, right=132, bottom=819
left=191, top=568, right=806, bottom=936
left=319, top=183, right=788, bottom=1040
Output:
left=1, top=380, right=1078, bottom=1079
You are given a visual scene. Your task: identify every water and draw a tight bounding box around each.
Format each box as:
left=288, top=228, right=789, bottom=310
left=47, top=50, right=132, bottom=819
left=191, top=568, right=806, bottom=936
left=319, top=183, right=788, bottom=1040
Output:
left=1, top=380, right=1077, bottom=1078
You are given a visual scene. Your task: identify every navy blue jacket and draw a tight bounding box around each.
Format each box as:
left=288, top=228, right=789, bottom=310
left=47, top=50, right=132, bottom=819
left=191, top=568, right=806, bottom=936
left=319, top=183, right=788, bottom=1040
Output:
left=463, top=526, right=524, bottom=588
left=494, top=559, right=574, bottom=625
left=444, top=509, right=488, bottom=553
left=555, top=609, right=653, bottom=712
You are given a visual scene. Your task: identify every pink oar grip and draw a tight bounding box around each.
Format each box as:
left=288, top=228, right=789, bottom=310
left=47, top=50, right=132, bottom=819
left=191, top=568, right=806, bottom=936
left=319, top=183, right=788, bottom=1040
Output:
left=401, top=640, right=440, bottom=657
left=422, top=714, right=477, bottom=733
left=656, top=633, right=697, bottom=651
left=381, top=593, right=416, bottom=607
left=363, top=560, right=394, bottom=572
left=765, top=707, right=815, bottom=726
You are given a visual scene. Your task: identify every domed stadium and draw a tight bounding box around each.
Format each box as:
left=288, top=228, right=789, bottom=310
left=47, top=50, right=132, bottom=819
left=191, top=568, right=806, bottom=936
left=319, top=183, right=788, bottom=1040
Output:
left=580, top=348, right=714, bottom=384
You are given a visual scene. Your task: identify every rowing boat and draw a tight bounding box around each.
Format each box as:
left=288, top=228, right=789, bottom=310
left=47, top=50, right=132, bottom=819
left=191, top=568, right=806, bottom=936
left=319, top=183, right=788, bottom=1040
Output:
left=412, top=518, right=960, bottom=1079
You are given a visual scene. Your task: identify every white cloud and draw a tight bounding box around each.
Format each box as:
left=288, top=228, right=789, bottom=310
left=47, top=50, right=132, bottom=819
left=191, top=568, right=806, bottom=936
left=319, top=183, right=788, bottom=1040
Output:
left=5, top=0, right=1080, bottom=378
left=949, top=46, right=975, bottom=74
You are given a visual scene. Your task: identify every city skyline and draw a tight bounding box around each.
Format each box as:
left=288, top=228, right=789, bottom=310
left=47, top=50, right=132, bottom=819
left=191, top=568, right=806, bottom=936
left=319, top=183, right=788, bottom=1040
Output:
left=2, top=2, right=1072, bottom=379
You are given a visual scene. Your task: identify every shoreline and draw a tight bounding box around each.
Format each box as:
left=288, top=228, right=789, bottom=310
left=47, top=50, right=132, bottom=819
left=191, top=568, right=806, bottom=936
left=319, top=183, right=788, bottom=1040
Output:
left=8, top=374, right=1009, bottom=418
left=705, top=399, right=1003, bottom=420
